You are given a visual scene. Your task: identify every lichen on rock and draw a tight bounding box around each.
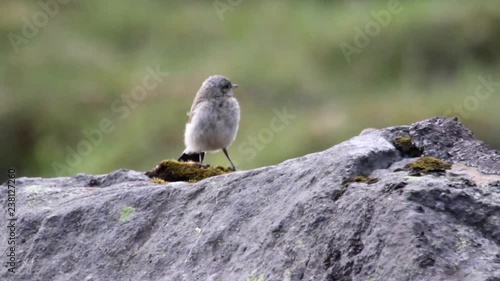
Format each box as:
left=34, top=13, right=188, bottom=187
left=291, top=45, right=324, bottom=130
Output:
left=119, top=206, right=135, bottom=222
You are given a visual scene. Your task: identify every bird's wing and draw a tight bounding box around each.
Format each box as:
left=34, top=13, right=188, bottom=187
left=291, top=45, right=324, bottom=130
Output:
left=188, top=98, right=201, bottom=123
left=188, top=111, right=194, bottom=123
left=188, top=95, right=206, bottom=123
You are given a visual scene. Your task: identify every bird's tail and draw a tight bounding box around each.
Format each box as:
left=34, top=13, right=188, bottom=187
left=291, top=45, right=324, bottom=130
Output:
left=178, top=152, right=205, bottom=163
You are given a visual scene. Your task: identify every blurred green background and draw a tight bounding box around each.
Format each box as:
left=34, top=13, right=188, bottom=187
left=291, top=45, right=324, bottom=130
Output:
left=1, top=0, right=499, bottom=181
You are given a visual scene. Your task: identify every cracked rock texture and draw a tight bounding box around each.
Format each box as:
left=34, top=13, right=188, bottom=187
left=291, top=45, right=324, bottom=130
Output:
left=1, top=117, right=499, bottom=281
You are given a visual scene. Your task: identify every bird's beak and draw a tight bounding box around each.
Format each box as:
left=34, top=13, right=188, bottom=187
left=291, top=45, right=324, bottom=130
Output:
left=232, top=84, right=239, bottom=89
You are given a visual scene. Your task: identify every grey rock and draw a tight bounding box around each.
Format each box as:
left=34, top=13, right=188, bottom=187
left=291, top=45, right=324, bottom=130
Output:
left=1, top=117, right=499, bottom=281
left=410, top=117, right=500, bottom=175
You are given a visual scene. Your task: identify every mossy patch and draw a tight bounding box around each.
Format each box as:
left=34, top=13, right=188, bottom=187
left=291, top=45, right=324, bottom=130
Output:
left=343, top=175, right=379, bottom=186
left=393, top=136, right=423, bottom=157
left=404, top=157, right=452, bottom=175
left=150, top=177, right=168, bottom=184
left=119, top=206, right=135, bottom=222
left=145, top=160, right=233, bottom=183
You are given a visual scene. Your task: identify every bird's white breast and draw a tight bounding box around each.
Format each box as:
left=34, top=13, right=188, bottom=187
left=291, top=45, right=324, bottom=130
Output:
left=184, top=97, right=240, bottom=152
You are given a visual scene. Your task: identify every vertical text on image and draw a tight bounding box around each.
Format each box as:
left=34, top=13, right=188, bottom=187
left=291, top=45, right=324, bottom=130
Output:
left=6, top=168, right=17, bottom=274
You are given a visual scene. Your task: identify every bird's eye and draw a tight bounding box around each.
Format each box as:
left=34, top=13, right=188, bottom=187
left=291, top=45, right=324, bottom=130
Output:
left=223, top=83, right=231, bottom=90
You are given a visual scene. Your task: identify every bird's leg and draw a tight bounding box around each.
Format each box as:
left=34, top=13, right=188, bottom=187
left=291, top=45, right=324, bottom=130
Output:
left=198, top=152, right=209, bottom=168
left=222, top=148, right=236, bottom=171
left=199, top=152, right=206, bottom=165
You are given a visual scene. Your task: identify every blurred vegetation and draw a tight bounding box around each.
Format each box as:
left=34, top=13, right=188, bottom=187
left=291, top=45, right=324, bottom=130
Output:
left=1, top=0, right=500, bottom=181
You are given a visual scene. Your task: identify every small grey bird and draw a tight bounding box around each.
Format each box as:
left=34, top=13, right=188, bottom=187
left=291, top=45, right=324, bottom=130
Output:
left=178, top=75, right=240, bottom=170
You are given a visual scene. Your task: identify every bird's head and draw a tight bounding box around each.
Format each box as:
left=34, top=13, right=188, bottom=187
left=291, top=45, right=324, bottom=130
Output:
left=199, top=75, right=238, bottom=99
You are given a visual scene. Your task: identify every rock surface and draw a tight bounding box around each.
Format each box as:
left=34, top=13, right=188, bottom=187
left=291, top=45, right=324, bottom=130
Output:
left=1, top=117, right=499, bottom=281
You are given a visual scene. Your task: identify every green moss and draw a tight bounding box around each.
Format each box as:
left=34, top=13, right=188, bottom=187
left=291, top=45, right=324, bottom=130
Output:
left=119, top=206, right=135, bottom=222
left=405, top=157, right=452, bottom=174
left=145, top=160, right=233, bottom=183
left=393, top=136, right=423, bottom=157
left=343, top=175, right=379, bottom=185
